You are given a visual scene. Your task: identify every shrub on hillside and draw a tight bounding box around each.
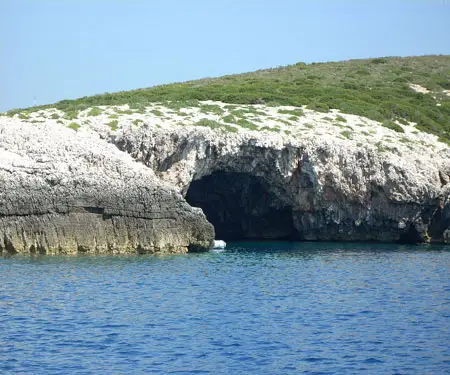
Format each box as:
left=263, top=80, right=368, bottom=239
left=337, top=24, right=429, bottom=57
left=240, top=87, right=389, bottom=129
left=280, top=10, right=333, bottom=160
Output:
left=382, top=120, right=404, bottom=133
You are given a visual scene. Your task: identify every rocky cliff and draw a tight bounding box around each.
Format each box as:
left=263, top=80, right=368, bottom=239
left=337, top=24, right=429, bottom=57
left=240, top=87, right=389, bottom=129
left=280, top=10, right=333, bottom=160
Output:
left=0, top=118, right=214, bottom=254
left=1, top=100, right=450, bottom=254
left=117, top=124, right=450, bottom=244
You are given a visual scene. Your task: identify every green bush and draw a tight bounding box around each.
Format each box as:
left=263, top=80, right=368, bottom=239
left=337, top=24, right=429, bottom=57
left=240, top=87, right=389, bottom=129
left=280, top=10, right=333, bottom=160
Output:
left=107, top=120, right=119, bottom=131
left=396, top=117, right=409, bottom=125
left=340, top=130, right=353, bottom=139
left=68, top=122, right=80, bottom=131
left=371, top=58, right=388, bottom=64
left=18, top=113, right=30, bottom=120
left=115, top=109, right=133, bottom=115
left=222, top=114, right=235, bottom=123
left=200, top=104, right=224, bottom=115
left=306, top=102, right=330, bottom=113
left=64, top=110, right=79, bottom=120
left=278, top=108, right=304, bottom=116
left=87, top=107, right=102, bottom=116
left=236, top=118, right=258, bottom=130
left=382, top=120, right=405, bottom=133
left=151, top=109, right=164, bottom=117
left=261, top=126, right=280, bottom=133
left=194, top=118, right=237, bottom=132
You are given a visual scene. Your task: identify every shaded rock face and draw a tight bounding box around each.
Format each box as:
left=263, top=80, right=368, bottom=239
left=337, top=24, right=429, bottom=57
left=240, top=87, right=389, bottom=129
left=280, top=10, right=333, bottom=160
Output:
left=116, top=125, right=450, bottom=244
left=186, top=172, right=296, bottom=240
left=0, top=120, right=214, bottom=255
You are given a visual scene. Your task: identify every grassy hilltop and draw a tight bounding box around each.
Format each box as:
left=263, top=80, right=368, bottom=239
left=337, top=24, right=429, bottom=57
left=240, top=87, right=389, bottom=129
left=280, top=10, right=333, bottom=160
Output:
left=6, top=55, right=450, bottom=143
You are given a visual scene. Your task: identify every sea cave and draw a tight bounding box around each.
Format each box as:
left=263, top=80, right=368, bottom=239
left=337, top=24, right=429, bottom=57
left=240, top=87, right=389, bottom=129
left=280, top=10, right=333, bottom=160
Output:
left=185, top=171, right=298, bottom=241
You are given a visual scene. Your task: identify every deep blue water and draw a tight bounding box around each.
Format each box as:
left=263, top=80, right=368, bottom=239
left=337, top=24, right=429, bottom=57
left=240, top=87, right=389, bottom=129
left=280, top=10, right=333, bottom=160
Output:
left=1, top=242, right=450, bottom=375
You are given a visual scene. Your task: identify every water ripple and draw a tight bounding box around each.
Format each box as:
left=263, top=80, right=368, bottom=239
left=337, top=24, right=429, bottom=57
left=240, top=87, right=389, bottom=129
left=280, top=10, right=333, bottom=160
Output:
left=1, top=242, right=449, bottom=374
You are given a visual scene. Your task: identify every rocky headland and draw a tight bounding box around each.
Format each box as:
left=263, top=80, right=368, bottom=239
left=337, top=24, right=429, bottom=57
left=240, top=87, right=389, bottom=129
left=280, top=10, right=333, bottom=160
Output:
left=1, top=96, right=450, bottom=254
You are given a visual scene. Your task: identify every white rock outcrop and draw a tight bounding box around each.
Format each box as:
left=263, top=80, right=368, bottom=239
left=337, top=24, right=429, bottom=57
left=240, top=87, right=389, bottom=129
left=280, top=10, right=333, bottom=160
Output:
left=1, top=100, right=450, bottom=253
left=0, top=117, right=214, bottom=254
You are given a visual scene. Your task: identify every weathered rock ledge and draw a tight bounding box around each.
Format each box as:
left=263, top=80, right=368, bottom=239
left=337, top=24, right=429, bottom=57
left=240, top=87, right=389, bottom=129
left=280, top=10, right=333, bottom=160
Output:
left=1, top=101, right=450, bottom=254
left=0, top=119, right=214, bottom=254
left=116, top=124, right=450, bottom=244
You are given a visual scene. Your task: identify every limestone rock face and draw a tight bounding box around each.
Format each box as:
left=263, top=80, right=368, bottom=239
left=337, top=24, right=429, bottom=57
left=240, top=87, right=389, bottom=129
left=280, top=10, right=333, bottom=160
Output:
left=115, top=124, right=450, bottom=243
left=2, top=100, right=450, bottom=253
left=0, top=119, right=214, bottom=254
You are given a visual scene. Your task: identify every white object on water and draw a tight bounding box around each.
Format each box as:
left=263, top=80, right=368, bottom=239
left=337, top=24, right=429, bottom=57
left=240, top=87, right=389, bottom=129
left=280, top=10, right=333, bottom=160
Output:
left=213, top=240, right=226, bottom=249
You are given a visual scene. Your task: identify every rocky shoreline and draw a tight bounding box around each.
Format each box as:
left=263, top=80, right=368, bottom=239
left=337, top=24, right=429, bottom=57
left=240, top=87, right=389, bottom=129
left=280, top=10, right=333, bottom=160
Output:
left=1, top=101, right=450, bottom=254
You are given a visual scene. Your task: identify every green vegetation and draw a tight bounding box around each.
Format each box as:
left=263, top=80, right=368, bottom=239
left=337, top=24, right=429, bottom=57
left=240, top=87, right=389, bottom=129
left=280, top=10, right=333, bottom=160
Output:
left=163, top=99, right=199, bottom=111
left=132, top=119, right=143, bottom=126
left=277, top=119, right=292, bottom=126
left=244, top=107, right=266, bottom=116
left=194, top=118, right=238, bottom=133
left=64, top=110, right=79, bottom=120
left=400, top=137, right=413, bottom=144
left=195, top=118, right=221, bottom=129
left=340, top=130, right=353, bottom=139
left=261, top=126, right=280, bottom=133
left=335, top=115, right=347, bottom=123
left=87, top=107, right=102, bottom=116
left=222, top=114, right=235, bottom=123
left=151, top=109, right=164, bottom=117
left=396, top=117, right=409, bottom=125
left=306, top=102, right=330, bottom=113
left=382, top=120, right=405, bottom=133
left=108, top=114, right=119, bottom=119
left=18, top=113, right=30, bottom=120
left=236, top=118, right=258, bottom=130
left=107, top=120, right=119, bottom=131
left=115, top=108, right=133, bottom=115
left=278, top=108, right=304, bottom=116
left=51, top=113, right=60, bottom=119
left=376, top=141, right=388, bottom=152
left=6, top=55, right=450, bottom=142
left=231, top=109, right=248, bottom=118
left=68, top=122, right=80, bottom=131
left=200, top=104, right=224, bottom=115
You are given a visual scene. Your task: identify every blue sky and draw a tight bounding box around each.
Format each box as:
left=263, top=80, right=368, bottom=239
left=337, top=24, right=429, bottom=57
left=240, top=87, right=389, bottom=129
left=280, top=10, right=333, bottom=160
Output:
left=1, top=0, right=449, bottom=111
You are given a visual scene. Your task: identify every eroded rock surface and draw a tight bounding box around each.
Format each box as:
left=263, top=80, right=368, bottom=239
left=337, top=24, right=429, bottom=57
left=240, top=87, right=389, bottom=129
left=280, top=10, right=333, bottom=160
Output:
left=0, top=119, right=214, bottom=254
left=2, top=100, right=450, bottom=254
left=115, top=117, right=450, bottom=243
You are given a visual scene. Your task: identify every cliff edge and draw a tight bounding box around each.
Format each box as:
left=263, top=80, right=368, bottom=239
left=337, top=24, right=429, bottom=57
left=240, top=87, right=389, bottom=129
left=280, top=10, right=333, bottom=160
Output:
left=0, top=118, right=214, bottom=254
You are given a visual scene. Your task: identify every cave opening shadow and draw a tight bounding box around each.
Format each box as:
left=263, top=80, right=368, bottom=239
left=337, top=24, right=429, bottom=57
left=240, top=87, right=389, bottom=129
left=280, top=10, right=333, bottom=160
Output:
left=186, top=171, right=298, bottom=241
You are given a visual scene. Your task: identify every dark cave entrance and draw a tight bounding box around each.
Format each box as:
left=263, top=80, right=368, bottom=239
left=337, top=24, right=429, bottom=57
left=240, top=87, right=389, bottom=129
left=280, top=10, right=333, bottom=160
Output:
left=185, top=171, right=297, bottom=241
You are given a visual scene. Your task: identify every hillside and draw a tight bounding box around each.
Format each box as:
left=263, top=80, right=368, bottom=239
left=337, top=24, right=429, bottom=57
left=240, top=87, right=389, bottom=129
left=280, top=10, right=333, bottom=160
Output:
left=4, top=55, right=450, bottom=143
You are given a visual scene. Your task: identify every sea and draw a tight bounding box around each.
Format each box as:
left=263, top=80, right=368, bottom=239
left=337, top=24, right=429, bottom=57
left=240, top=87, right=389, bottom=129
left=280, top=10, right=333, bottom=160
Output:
left=1, top=242, right=449, bottom=375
